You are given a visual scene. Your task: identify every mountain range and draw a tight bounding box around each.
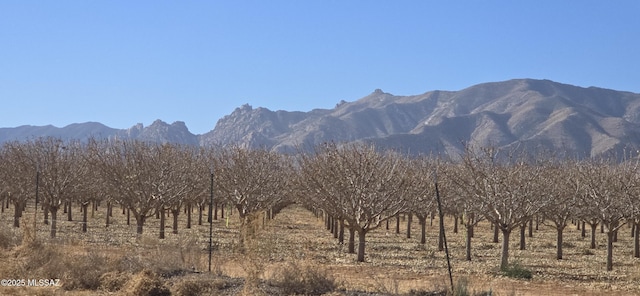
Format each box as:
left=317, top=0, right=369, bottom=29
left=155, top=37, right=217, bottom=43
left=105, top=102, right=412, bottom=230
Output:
left=3, top=79, right=640, bottom=158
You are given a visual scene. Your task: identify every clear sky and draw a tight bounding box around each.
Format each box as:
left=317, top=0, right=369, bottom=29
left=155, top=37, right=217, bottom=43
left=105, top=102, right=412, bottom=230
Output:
left=1, top=1, right=639, bottom=134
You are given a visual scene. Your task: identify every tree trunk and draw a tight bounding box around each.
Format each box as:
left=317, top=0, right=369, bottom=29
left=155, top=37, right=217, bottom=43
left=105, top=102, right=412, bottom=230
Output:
left=453, top=215, right=458, bottom=234
left=333, top=219, right=339, bottom=239
left=557, top=227, right=564, bottom=260
left=43, top=203, right=49, bottom=225
left=606, top=230, right=615, bottom=271
left=326, top=215, right=331, bottom=231
left=438, top=220, right=444, bottom=252
left=207, top=202, right=212, bottom=223
left=528, top=219, right=533, bottom=237
left=348, top=228, right=355, bottom=254
left=213, top=202, right=218, bottom=220
left=406, top=212, right=412, bottom=239
left=466, top=224, right=473, bottom=261
left=82, top=203, right=89, bottom=232
left=581, top=221, right=586, bottom=238
left=500, top=228, right=512, bottom=270
left=519, top=222, right=526, bottom=250
left=105, top=202, right=112, bottom=227
left=126, top=208, right=130, bottom=225
left=198, top=204, right=203, bottom=226
left=13, top=201, right=20, bottom=228
left=634, top=221, right=639, bottom=258
left=135, top=214, right=145, bottom=234
left=172, top=208, right=179, bottom=234
left=493, top=222, right=499, bottom=243
left=590, top=223, right=597, bottom=249
left=50, top=206, right=58, bottom=238
left=338, top=219, right=345, bottom=244
left=395, top=214, right=400, bottom=234
left=357, top=230, right=367, bottom=262
left=419, top=216, right=427, bottom=244
left=186, top=203, right=192, bottom=229
left=159, top=208, right=166, bottom=239
left=67, top=201, right=72, bottom=221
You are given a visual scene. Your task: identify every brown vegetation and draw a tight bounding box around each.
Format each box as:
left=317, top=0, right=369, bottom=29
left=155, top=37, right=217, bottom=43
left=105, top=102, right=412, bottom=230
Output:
left=1, top=138, right=640, bottom=295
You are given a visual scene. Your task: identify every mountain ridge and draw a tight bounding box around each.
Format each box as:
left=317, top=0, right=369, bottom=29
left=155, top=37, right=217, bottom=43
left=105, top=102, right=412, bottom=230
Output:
left=2, top=78, right=640, bottom=158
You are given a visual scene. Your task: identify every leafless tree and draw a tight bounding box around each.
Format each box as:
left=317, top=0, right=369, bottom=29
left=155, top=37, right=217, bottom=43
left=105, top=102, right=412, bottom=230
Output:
left=299, top=143, right=410, bottom=262
left=462, top=147, right=548, bottom=269
left=22, top=138, right=85, bottom=238
left=404, top=156, right=437, bottom=245
left=447, top=160, right=487, bottom=261
left=89, top=139, right=166, bottom=235
left=0, top=142, right=34, bottom=228
left=540, top=160, right=580, bottom=260
left=577, top=159, right=632, bottom=271
left=214, top=146, right=290, bottom=246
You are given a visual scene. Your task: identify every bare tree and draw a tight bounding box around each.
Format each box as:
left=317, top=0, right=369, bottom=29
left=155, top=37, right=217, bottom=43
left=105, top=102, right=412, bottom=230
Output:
left=462, top=147, right=548, bottom=269
left=0, top=142, right=34, bottom=228
left=214, top=146, right=289, bottom=246
left=299, top=143, right=410, bottom=262
left=540, top=160, right=580, bottom=260
left=447, top=160, right=487, bottom=261
left=577, top=159, right=632, bottom=271
left=89, top=139, right=164, bottom=235
left=406, top=156, right=436, bottom=245
left=24, top=138, right=85, bottom=238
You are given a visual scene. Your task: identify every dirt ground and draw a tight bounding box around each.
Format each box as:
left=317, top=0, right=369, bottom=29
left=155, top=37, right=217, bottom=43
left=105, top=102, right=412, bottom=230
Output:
left=1, top=203, right=639, bottom=295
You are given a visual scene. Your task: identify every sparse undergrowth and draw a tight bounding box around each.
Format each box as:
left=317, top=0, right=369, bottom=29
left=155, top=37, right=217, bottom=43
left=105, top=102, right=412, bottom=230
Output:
left=1, top=204, right=639, bottom=295
left=269, top=261, right=339, bottom=295
left=500, top=262, right=533, bottom=280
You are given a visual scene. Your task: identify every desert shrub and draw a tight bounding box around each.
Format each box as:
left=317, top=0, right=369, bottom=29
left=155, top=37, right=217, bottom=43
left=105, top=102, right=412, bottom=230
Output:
left=140, top=237, right=201, bottom=277
left=120, top=269, right=171, bottom=296
left=454, top=277, right=471, bottom=296
left=0, top=223, right=20, bottom=249
left=173, top=280, right=206, bottom=296
left=115, top=253, right=145, bottom=273
left=452, top=277, right=493, bottom=296
left=270, top=261, right=338, bottom=295
left=405, top=289, right=447, bottom=296
left=58, top=251, right=110, bottom=290
left=172, top=277, right=236, bottom=296
left=99, top=271, right=130, bottom=292
left=8, top=240, right=112, bottom=291
left=501, top=262, right=532, bottom=280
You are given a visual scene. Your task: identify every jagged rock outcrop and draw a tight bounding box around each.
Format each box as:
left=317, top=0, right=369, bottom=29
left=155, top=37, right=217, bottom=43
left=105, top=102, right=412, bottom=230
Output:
left=205, top=79, right=640, bottom=158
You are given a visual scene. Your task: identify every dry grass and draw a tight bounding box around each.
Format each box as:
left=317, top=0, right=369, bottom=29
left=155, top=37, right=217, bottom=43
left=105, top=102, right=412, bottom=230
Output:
left=1, top=202, right=640, bottom=295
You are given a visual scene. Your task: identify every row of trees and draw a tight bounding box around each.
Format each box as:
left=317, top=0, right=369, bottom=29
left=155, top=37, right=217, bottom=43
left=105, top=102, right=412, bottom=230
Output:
left=299, top=144, right=640, bottom=271
left=0, top=138, right=291, bottom=240
left=1, top=138, right=639, bottom=272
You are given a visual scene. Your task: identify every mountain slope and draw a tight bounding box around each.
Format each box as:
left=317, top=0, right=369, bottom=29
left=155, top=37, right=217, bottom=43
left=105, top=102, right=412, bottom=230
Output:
left=3, top=79, right=640, bottom=159
left=205, top=79, right=640, bottom=157
left=0, top=120, right=199, bottom=146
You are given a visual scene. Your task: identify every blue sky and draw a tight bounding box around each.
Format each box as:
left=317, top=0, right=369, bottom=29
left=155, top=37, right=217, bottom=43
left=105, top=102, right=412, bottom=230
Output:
left=1, top=1, right=639, bottom=134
